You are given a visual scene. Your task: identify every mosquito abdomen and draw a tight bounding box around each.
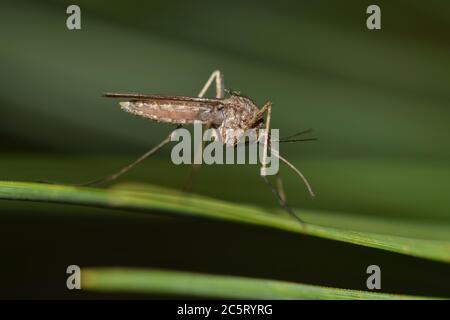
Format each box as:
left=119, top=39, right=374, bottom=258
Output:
left=119, top=100, right=224, bottom=125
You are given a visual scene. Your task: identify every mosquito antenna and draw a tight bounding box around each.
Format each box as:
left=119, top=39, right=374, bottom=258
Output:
left=278, top=138, right=318, bottom=143
left=280, top=128, right=313, bottom=141
left=271, top=149, right=315, bottom=198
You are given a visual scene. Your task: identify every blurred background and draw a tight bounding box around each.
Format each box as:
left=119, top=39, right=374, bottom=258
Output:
left=0, top=0, right=449, bottom=298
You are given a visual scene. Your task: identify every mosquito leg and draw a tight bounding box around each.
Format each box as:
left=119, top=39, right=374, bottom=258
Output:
left=183, top=122, right=212, bottom=192
left=33, top=128, right=178, bottom=187
left=257, top=102, right=306, bottom=224
left=259, top=101, right=272, bottom=176
left=184, top=70, right=225, bottom=191
left=274, top=174, right=304, bottom=223
left=276, top=175, right=286, bottom=203
left=77, top=127, right=180, bottom=187
left=197, top=70, right=225, bottom=99
left=262, top=175, right=304, bottom=224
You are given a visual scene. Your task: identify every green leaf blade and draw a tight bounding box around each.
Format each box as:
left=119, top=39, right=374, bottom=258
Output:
left=1, top=181, right=450, bottom=263
left=82, top=268, right=433, bottom=300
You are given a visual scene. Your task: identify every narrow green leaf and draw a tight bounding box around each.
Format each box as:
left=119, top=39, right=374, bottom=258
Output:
left=82, top=268, right=433, bottom=299
left=1, top=181, right=449, bottom=263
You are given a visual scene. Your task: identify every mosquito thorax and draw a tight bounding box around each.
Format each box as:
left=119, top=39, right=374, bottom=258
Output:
left=218, top=94, right=262, bottom=145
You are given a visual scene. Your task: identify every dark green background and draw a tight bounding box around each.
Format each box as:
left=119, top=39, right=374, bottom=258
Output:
left=0, top=0, right=449, bottom=298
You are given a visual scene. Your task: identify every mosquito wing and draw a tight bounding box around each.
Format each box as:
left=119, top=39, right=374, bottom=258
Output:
left=104, top=93, right=225, bottom=104
left=104, top=92, right=225, bottom=125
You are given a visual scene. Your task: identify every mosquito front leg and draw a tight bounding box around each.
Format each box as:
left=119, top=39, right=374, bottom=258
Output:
left=256, top=102, right=306, bottom=224
left=262, top=175, right=304, bottom=224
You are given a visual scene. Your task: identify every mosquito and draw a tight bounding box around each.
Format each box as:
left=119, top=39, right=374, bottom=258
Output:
left=82, top=70, right=316, bottom=223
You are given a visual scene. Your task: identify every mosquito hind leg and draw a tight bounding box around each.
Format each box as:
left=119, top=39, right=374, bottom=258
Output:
left=33, top=128, right=178, bottom=187
left=77, top=127, right=180, bottom=187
